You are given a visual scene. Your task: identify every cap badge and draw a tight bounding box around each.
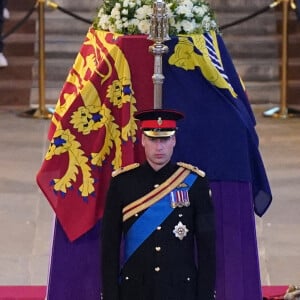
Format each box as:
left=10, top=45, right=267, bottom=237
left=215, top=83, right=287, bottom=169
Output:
left=157, top=117, right=163, bottom=126
left=173, top=221, right=189, bottom=240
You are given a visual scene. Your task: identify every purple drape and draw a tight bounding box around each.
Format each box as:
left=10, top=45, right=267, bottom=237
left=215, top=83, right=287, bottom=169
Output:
left=47, top=181, right=262, bottom=300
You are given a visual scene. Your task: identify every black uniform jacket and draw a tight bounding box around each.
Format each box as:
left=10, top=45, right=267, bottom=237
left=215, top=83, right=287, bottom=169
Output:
left=101, top=161, right=216, bottom=300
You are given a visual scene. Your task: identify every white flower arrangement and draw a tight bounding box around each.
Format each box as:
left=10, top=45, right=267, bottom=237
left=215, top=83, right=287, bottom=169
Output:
left=93, top=0, right=219, bottom=35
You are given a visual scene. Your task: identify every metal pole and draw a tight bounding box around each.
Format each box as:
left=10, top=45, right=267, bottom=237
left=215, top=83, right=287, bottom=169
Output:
left=263, top=0, right=300, bottom=118
left=279, top=0, right=289, bottom=118
left=34, top=0, right=52, bottom=118
left=38, top=0, right=46, bottom=115
left=19, top=0, right=52, bottom=119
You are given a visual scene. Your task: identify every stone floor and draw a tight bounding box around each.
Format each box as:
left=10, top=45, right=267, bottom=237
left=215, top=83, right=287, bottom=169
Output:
left=0, top=103, right=299, bottom=287
left=254, top=105, right=300, bottom=286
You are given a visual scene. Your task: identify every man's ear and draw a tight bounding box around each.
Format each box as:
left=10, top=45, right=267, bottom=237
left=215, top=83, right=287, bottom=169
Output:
left=141, top=134, right=145, bottom=147
left=172, top=135, right=176, bottom=146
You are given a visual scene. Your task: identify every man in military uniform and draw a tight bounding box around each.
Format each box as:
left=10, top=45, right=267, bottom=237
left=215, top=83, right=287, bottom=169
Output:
left=101, top=109, right=216, bottom=300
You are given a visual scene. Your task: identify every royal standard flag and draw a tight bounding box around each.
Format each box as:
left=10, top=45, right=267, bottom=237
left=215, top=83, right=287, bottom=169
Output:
left=36, top=28, right=155, bottom=241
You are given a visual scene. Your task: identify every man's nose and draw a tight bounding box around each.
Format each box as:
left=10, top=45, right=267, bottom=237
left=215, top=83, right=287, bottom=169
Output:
left=155, top=139, right=164, bottom=149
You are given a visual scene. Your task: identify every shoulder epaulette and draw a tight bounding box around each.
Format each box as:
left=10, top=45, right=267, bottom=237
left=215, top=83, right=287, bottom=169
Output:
left=112, top=163, right=140, bottom=177
left=177, top=162, right=205, bottom=177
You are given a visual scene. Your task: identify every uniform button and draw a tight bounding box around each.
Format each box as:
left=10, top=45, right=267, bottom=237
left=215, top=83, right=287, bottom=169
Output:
left=186, top=277, right=191, bottom=281
left=125, top=276, right=129, bottom=280
left=155, top=246, right=161, bottom=252
left=157, top=226, right=162, bottom=230
left=154, top=184, right=159, bottom=188
left=135, top=213, right=139, bottom=217
left=155, top=267, right=160, bottom=272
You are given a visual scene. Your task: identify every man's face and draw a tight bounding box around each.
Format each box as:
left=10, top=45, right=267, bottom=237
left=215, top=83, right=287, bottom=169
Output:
left=142, top=134, right=176, bottom=171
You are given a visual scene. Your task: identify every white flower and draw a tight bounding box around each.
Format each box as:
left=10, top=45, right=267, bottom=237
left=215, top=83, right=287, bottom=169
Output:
left=181, top=0, right=193, bottom=9
left=201, top=15, right=211, bottom=28
left=94, top=0, right=218, bottom=35
left=122, top=9, right=129, bottom=15
left=129, top=1, right=137, bottom=8
left=135, top=5, right=152, bottom=20
left=129, top=18, right=139, bottom=27
left=135, top=0, right=142, bottom=6
left=123, top=21, right=129, bottom=28
left=98, top=15, right=110, bottom=30
left=211, top=20, right=217, bottom=29
left=138, top=19, right=151, bottom=34
left=192, top=6, right=205, bottom=16
left=176, top=5, right=193, bottom=18
left=108, top=24, right=117, bottom=32
left=111, top=7, right=121, bottom=19
left=181, top=19, right=195, bottom=33
left=115, top=19, right=123, bottom=31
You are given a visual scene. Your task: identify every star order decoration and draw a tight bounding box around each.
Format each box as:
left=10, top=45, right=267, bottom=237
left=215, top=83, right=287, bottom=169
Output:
left=173, top=221, right=189, bottom=240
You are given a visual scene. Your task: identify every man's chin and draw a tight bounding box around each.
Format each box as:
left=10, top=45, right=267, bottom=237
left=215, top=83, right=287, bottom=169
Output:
left=152, top=160, right=168, bottom=168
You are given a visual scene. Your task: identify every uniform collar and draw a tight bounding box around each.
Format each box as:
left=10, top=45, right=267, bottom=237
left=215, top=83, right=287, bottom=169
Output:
left=144, top=160, right=176, bottom=175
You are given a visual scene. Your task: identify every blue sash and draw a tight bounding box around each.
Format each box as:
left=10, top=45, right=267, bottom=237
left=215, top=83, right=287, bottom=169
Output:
left=124, top=172, right=197, bottom=263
